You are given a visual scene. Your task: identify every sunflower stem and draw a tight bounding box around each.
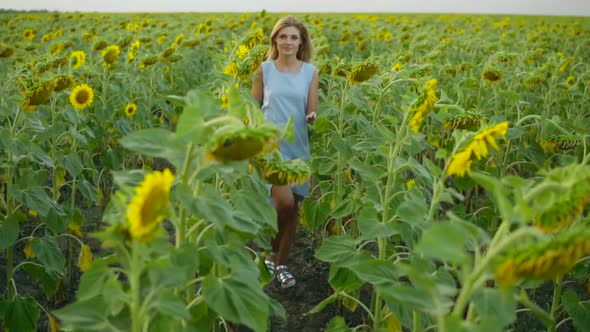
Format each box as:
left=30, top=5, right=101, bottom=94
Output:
left=548, top=277, right=563, bottom=332
left=129, top=241, right=143, bottom=332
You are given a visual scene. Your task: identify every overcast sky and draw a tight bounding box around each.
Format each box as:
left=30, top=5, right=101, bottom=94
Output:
left=2, top=0, right=589, bottom=16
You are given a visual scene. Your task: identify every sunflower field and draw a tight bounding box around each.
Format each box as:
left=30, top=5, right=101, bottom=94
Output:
left=0, top=10, right=589, bottom=332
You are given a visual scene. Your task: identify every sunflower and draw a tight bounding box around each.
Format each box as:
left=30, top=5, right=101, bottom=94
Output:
left=69, top=84, right=94, bottom=110
left=23, top=28, right=35, bottom=42
left=160, top=47, right=176, bottom=59
left=253, top=157, right=311, bottom=186
left=224, top=61, right=238, bottom=77
left=93, top=40, right=107, bottom=51
left=126, top=168, right=175, bottom=242
left=566, top=75, right=575, bottom=86
left=124, top=103, right=137, bottom=117
left=140, top=55, right=159, bottom=69
left=348, top=62, right=380, bottom=84
left=409, top=79, right=438, bottom=132
left=206, top=124, right=280, bottom=163
left=157, top=35, right=167, bottom=45
left=559, top=57, right=573, bottom=73
left=130, top=40, right=141, bottom=52
left=482, top=67, right=503, bottom=84
left=52, top=75, right=75, bottom=91
left=391, top=63, right=404, bottom=71
left=22, top=80, right=55, bottom=110
left=174, top=33, right=185, bottom=46
left=0, top=44, right=15, bottom=58
left=236, top=44, right=250, bottom=60
left=50, top=43, right=64, bottom=57
left=102, top=45, right=120, bottom=67
left=447, top=122, right=509, bottom=176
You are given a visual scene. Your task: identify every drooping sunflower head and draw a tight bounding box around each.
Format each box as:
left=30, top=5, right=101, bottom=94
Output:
left=23, top=28, right=35, bottom=42
left=523, top=75, right=545, bottom=88
left=69, top=84, right=94, bottom=110
left=160, top=47, right=176, bottom=59
left=443, top=112, right=482, bottom=130
left=124, top=103, right=137, bottom=117
left=70, top=50, right=86, bottom=69
left=52, top=75, right=75, bottom=92
left=0, top=44, right=15, bottom=59
left=140, top=55, right=159, bottom=70
left=566, top=75, right=575, bottom=86
left=206, top=124, right=280, bottom=163
left=348, top=62, right=380, bottom=84
left=93, top=40, right=108, bottom=51
left=22, top=79, right=56, bottom=111
left=482, top=67, right=503, bottom=83
left=102, top=45, right=121, bottom=67
left=253, top=157, right=311, bottom=186
left=126, top=168, right=175, bottom=242
left=539, top=135, right=581, bottom=152
left=50, top=43, right=64, bottom=57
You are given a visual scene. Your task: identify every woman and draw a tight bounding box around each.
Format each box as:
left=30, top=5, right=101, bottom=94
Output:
left=252, top=16, right=319, bottom=288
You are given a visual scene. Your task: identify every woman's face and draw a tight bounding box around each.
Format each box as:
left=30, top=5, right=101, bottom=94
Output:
left=274, top=26, right=302, bottom=57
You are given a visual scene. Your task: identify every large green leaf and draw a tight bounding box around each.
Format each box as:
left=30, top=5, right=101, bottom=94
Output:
left=201, top=275, right=269, bottom=332
left=190, top=185, right=234, bottom=229
left=562, top=289, right=590, bottom=331
left=13, top=186, right=62, bottom=217
left=350, top=259, right=400, bottom=286
left=357, top=206, right=399, bottom=240
left=230, top=188, right=276, bottom=234
left=58, top=153, right=84, bottom=178
left=31, top=236, right=65, bottom=277
left=396, top=197, right=428, bottom=226
left=156, top=290, right=191, bottom=320
left=4, top=296, right=40, bottom=332
left=348, top=157, right=385, bottom=182
left=315, top=236, right=358, bottom=266
left=119, top=128, right=181, bottom=162
left=325, top=315, right=354, bottom=332
left=22, top=263, right=60, bottom=298
left=379, top=283, right=437, bottom=313
left=301, top=198, right=330, bottom=231
left=473, top=288, right=516, bottom=327
left=0, top=212, right=22, bottom=250
left=53, top=297, right=109, bottom=330
left=415, top=222, right=470, bottom=265
left=77, top=263, right=112, bottom=301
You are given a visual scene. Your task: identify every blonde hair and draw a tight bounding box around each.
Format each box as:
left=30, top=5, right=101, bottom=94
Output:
left=267, top=16, right=314, bottom=62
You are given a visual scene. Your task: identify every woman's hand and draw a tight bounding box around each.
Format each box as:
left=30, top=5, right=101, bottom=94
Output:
left=306, top=112, right=316, bottom=123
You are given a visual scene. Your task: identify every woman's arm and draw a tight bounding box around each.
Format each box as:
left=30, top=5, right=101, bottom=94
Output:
left=306, top=69, right=319, bottom=123
left=252, top=67, right=263, bottom=107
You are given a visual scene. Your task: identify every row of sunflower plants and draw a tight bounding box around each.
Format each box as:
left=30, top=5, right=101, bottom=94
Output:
left=51, top=87, right=313, bottom=331
left=300, top=26, right=589, bottom=330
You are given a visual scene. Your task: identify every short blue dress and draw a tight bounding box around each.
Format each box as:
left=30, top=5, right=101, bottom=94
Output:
left=261, top=60, right=316, bottom=199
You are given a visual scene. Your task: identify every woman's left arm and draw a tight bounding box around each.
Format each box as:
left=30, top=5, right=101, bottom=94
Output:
left=306, top=69, right=319, bottom=123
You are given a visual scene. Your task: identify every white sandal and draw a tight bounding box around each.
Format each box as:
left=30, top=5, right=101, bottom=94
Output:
left=275, top=265, right=296, bottom=289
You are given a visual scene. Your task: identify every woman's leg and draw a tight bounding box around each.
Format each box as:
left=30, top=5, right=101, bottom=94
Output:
left=270, top=185, right=299, bottom=266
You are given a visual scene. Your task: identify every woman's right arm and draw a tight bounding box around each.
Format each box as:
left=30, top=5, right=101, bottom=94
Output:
left=252, top=67, right=263, bottom=107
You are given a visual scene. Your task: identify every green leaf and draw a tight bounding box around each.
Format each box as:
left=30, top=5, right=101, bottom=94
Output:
left=329, top=266, right=363, bottom=292
left=562, top=289, right=590, bottom=331
left=282, top=115, right=295, bottom=143
left=22, top=264, right=60, bottom=298
left=157, top=290, right=191, bottom=320
left=53, top=297, right=109, bottom=330
left=77, top=264, right=112, bottom=301
left=379, top=283, right=436, bottom=313
left=190, top=185, right=234, bottom=229
left=325, top=315, right=354, bottom=332
left=396, top=198, right=428, bottom=226
left=351, top=259, right=400, bottom=286
left=306, top=293, right=339, bottom=315
left=357, top=206, right=399, bottom=240
left=59, top=153, right=84, bottom=178
left=473, top=288, right=516, bottom=327
left=301, top=198, right=330, bottom=231
left=119, top=128, right=181, bottom=162
left=79, top=179, right=98, bottom=202
left=231, top=188, right=276, bottom=234
left=415, top=222, right=470, bottom=265
left=13, top=186, right=62, bottom=217
left=348, top=158, right=384, bottom=182
left=0, top=212, right=22, bottom=250
left=46, top=206, right=69, bottom=234
left=31, top=236, right=65, bottom=277
left=202, top=275, right=269, bottom=332
left=4, top=296, right=40, bottom=332
left=316, top=236, right=358, bottom=266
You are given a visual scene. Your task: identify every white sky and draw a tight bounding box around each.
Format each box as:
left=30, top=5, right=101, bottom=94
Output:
left=2, top=0, right=589, bottom=16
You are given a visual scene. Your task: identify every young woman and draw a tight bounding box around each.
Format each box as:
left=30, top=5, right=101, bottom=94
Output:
left=252, top=16, right=319, bottom=288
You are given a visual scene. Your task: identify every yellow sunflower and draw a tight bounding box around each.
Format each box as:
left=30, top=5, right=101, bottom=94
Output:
left=102, top=45, right=120, bottom=67
left=70, top=50, right=86, bottom=69
left=50, top=43, right=64, bottom=57
left=69, top=84, right=94, bottom=110
left=124, top=103, right=137, bottom=117
left=126, top=168, right=175, bottom=242
left=22, top=80, right=55, bottom=111
left=52, top=75, right=75, bottom=91
left=23, top=29, right=35, bottom=42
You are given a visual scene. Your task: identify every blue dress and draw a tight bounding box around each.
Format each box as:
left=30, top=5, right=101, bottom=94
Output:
left=261, top=60, right=316, bottom=198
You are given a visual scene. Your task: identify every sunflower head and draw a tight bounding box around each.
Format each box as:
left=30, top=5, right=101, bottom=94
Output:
left=523, top=75, right=545, bottom=88
left=124, top=103, right=137, bottom=117
left=126, top=168, right=175, bottom=242
left=253, top=157, right=311, bottom=186
left=482, top=67, right=503, bottom=83
left=69, top=84, right=94, bottom=110
left=206, top=124, right=280, bottom=163
left=70, top=50, right=86, bottom=69
left=102, top=45, right=120, bottom=67
left=23, top=80, right=56, bottom=111
left=50, top=43, right=64, bottom=57
left=52, top=75, right=75, bottom=92
left=0, top=44, right=15, bottom=59
left=93, top=40, right=108, bottom=51
left=160, top=47, right=176, bottom=59
left=140, top=55, right=160, bottom=69
left=348, top=62, right=380, bottom=84
left=443, top=112, right=482, bottom=130
left=23, top=29, right=36, bottom=42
